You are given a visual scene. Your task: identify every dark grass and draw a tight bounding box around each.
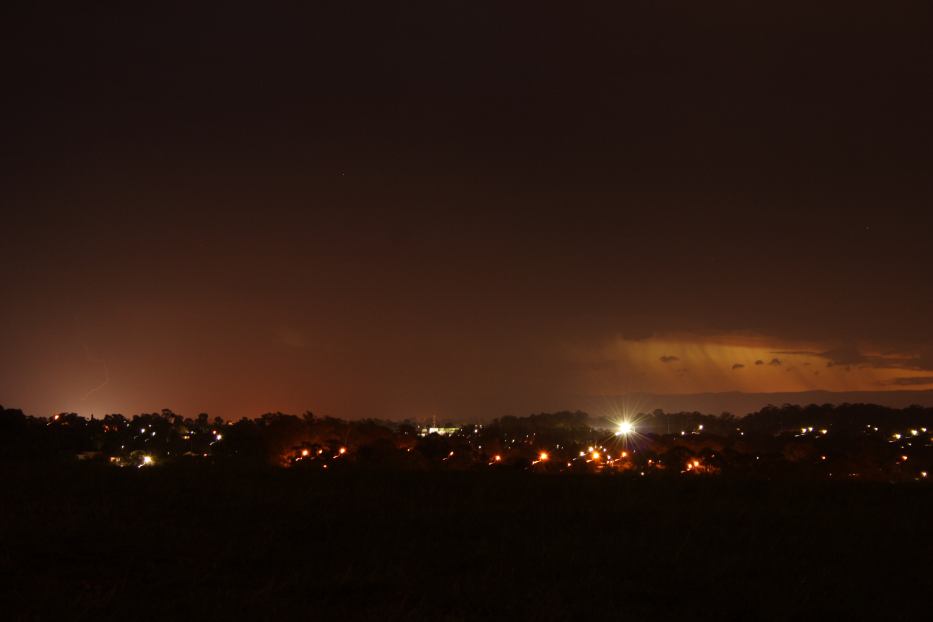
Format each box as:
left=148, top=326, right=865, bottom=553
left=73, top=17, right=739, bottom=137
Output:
left=1, top=464, right=931, bottom=621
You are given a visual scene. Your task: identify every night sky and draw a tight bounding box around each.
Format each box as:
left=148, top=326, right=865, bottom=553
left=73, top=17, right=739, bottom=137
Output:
left=4, top=1, right=933, bottom=420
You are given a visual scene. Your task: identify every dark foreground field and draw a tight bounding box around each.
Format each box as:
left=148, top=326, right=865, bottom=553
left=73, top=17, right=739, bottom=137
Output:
left=2, top=466, right=931, bottom=621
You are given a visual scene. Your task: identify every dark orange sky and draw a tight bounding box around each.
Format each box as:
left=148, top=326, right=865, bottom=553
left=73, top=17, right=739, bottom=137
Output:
left=4, top=1, right=933, bottom=419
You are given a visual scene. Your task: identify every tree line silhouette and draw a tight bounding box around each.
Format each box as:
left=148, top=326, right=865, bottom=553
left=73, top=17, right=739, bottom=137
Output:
left=1, top=403, right=932, bottom=480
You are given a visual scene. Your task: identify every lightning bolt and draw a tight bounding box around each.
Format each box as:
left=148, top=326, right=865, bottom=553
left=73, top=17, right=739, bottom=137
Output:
left=81, top=342, right=110, bottom=401
left=74, top=315, right=110, bottom=402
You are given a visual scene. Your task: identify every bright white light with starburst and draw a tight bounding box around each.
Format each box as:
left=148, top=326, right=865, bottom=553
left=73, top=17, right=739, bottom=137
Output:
left=615, top=421, right=634, bottom=436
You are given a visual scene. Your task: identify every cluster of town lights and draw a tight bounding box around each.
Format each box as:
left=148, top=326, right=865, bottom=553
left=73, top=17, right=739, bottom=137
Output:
left=86, top=415, right=933, bottom=482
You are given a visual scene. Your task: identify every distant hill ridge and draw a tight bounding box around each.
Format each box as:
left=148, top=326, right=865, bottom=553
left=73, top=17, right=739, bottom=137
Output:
left=587, top=390, right=933, bottom=416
